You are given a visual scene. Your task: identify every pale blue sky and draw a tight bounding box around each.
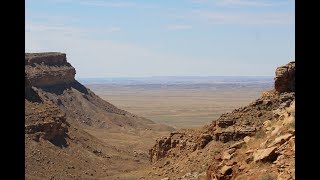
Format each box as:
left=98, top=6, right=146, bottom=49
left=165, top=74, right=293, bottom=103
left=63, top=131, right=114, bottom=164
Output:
left=25, top=0, right=295, bottom=78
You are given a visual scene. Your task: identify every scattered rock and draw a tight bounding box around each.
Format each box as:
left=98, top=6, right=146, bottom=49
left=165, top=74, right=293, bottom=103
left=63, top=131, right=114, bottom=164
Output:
left=253, top=147, right=278, bottom=163
left=244, top=136, right=251, bottom=143
left=220, top=165, right=233, bottom=175
left=229, top=141, right=245, bottom=149
left=271, top=127, right=281, bottom=136
left=268, top=134, right=293, bottom=148
left=263, top=120, right=272, bottom=127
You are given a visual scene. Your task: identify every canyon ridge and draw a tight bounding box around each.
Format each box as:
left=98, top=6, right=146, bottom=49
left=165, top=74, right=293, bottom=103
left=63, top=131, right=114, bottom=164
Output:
left=25, top=52, right=295, bottom=180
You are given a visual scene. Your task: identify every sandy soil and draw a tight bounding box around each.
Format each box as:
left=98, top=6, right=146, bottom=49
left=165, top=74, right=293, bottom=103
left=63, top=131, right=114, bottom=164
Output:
left=86, top=84, right=271, bottom=129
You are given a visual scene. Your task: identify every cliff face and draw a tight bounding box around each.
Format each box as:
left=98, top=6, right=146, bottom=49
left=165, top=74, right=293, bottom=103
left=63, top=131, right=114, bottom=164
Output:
left=25, top=52, right=76, bottom=87
left=146, top=62, right=295, bottom=180
left=25, top=52, right=174, bottom=179
left=25, top=52, right=173, bottom=130
left=275, top=61, right=295, bottom=93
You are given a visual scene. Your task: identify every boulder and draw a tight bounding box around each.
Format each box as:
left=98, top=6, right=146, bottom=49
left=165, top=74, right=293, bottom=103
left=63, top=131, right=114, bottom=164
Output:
left=244, top=136, right=251, bottom=143
left=220, top=165, right=233, bottom=175
left=229, top=141, right=245, bottom=149
left=253, top=147, right=278, bottom=162
left=268, top=134, right=293, bottom=148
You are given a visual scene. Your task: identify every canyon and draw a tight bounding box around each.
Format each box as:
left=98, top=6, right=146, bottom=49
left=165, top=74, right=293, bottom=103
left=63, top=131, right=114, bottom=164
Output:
left=25, top=53, right=295, bottom=180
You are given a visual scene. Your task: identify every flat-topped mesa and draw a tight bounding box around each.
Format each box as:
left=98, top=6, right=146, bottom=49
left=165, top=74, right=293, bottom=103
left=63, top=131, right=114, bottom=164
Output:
left=275, top=61, right=295, bottom=93
left=25, top=52, right=76, bottom=87
left=25, top=52, right=67, bottom=66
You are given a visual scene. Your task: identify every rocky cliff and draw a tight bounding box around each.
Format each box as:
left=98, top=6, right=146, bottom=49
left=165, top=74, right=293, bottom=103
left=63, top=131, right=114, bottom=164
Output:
left=25, top=52, right=174, bottom=179
left=275, top=61, right=295, bottom=93
left=25, top=52, right=173, bottom=130
left=25, top=52, right=76, bottom=87
left=145, top=61, right=295, bottom=180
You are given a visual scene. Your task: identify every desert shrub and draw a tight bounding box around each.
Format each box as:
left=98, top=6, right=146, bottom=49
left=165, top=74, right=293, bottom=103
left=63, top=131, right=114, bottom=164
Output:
left=290, top=121, right=295, bottom=129
left=259, top=173, right=275, bottom=180
left=242, top=144, right=247, bottom=149
left=255, top=129, right=266, bottom=139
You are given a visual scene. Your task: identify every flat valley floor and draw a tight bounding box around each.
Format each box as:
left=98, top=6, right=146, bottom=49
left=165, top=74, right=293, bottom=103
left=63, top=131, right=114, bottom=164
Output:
left=84, top=82, right=272, bottom=129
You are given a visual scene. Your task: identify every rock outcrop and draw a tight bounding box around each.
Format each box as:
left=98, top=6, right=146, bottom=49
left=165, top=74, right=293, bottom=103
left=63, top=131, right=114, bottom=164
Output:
left=146, top=61, right=295, bottom=180
left=25, top=100, right=69, bottom=146
left=275, top=61, right=295, bottom=93
left=25, top=52, right=174, bottom=131
left=25, top=52, right=174, bottom=179
left=25, top=52, right=76, bottom=87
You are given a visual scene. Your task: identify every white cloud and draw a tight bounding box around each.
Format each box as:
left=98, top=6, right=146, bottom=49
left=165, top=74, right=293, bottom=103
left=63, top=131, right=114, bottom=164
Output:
left=27, top=0, right=155, bottom=9
left=166, top=24, right=193, bottom=30
left=25, top=22, right=121, bottom=37
left=191, top=0, right=293, bottom=7
left=79, top=1, right=135, bottom=8
left=183, top=10, right=294, bottom=25
left=216, top=0, right=272, bottom=7
left=25, top=22, right=194, bottom=77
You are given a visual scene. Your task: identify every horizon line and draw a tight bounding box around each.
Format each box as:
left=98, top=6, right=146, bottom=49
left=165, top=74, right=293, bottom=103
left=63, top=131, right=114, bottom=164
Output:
left=76, top=75, right=274, bottom=79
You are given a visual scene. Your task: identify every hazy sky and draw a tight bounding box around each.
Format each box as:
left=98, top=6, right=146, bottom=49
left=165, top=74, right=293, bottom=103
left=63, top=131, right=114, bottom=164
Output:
left=26, top=0, right=295, bottom=78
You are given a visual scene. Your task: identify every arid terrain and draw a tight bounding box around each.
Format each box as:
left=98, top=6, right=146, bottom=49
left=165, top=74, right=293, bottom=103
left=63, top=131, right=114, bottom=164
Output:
left=25, top=52, right=173, bottom=179
left=25, top=52, right=294, bottom=180
left=82, top=77, right=273, bottom=129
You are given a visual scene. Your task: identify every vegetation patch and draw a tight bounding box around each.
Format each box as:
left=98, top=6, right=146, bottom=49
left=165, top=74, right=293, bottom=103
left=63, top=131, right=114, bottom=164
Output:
left=259, top=173, right=276, bottom=180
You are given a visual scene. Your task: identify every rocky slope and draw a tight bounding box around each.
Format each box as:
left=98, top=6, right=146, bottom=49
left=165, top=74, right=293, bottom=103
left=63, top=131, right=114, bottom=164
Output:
left=25, top=52, right=174, bottom=179
left=25, top=52, right=173, bottom=131
left=138, top=61, right=295, bottom=180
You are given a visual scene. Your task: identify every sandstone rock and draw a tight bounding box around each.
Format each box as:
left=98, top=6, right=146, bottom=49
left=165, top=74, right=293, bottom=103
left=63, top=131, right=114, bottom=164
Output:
left=25, top=52, right=76, bottom=87
left=282, top=116, right=294, bottom=126
left=279, top=92, right=295, bottom=104
left=238, top=164, right=246, bottom=170
left=180, top=172, right=200, bottom=180
left=253, top=147, right=278, bottom=163
left=25, top=114, right=68, bottom=142
left=245, top=149, right=254, bottom=154
left=214, top=154, right=222, bottom=161
left=274, top=61, right=295, bottom=93
left=198, top=134, right=213, bottom=149
left=263, top=120, right=272, bottom=127
left=245, top=155, right=254, bottom=164
left=222, top=151, right=233, bottom=160
left=260, top=140, right=268, bottom=148
left=216, top=118, right=235, bottom=128
left=271, top=126, right=281, bottom=136
left=244, top=136, right=251, bottom=143
left=161, top=178, right=169, bottom=180
left=215, top=127, right=255, bottom=143
left=229, top=141, right=245, bottom=149
left=220, top=165, right=233, bottom=175
left=268, top=134, right=293, bottom=148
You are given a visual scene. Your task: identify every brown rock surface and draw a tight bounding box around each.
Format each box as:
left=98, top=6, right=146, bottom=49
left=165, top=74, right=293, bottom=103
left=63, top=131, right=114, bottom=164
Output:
left=25, top=52, right=174, bottom=179
left=25, top=52, right=76, bottom=87
left=253, top=147, right=278, bottom=162
left=144, top=61, right=294, bottom=180
left=275, top=61, right=295, bottom=93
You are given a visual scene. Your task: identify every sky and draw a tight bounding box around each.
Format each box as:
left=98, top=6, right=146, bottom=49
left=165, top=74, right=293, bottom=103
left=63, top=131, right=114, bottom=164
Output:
left=25, top=0, right=295, bottom=78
